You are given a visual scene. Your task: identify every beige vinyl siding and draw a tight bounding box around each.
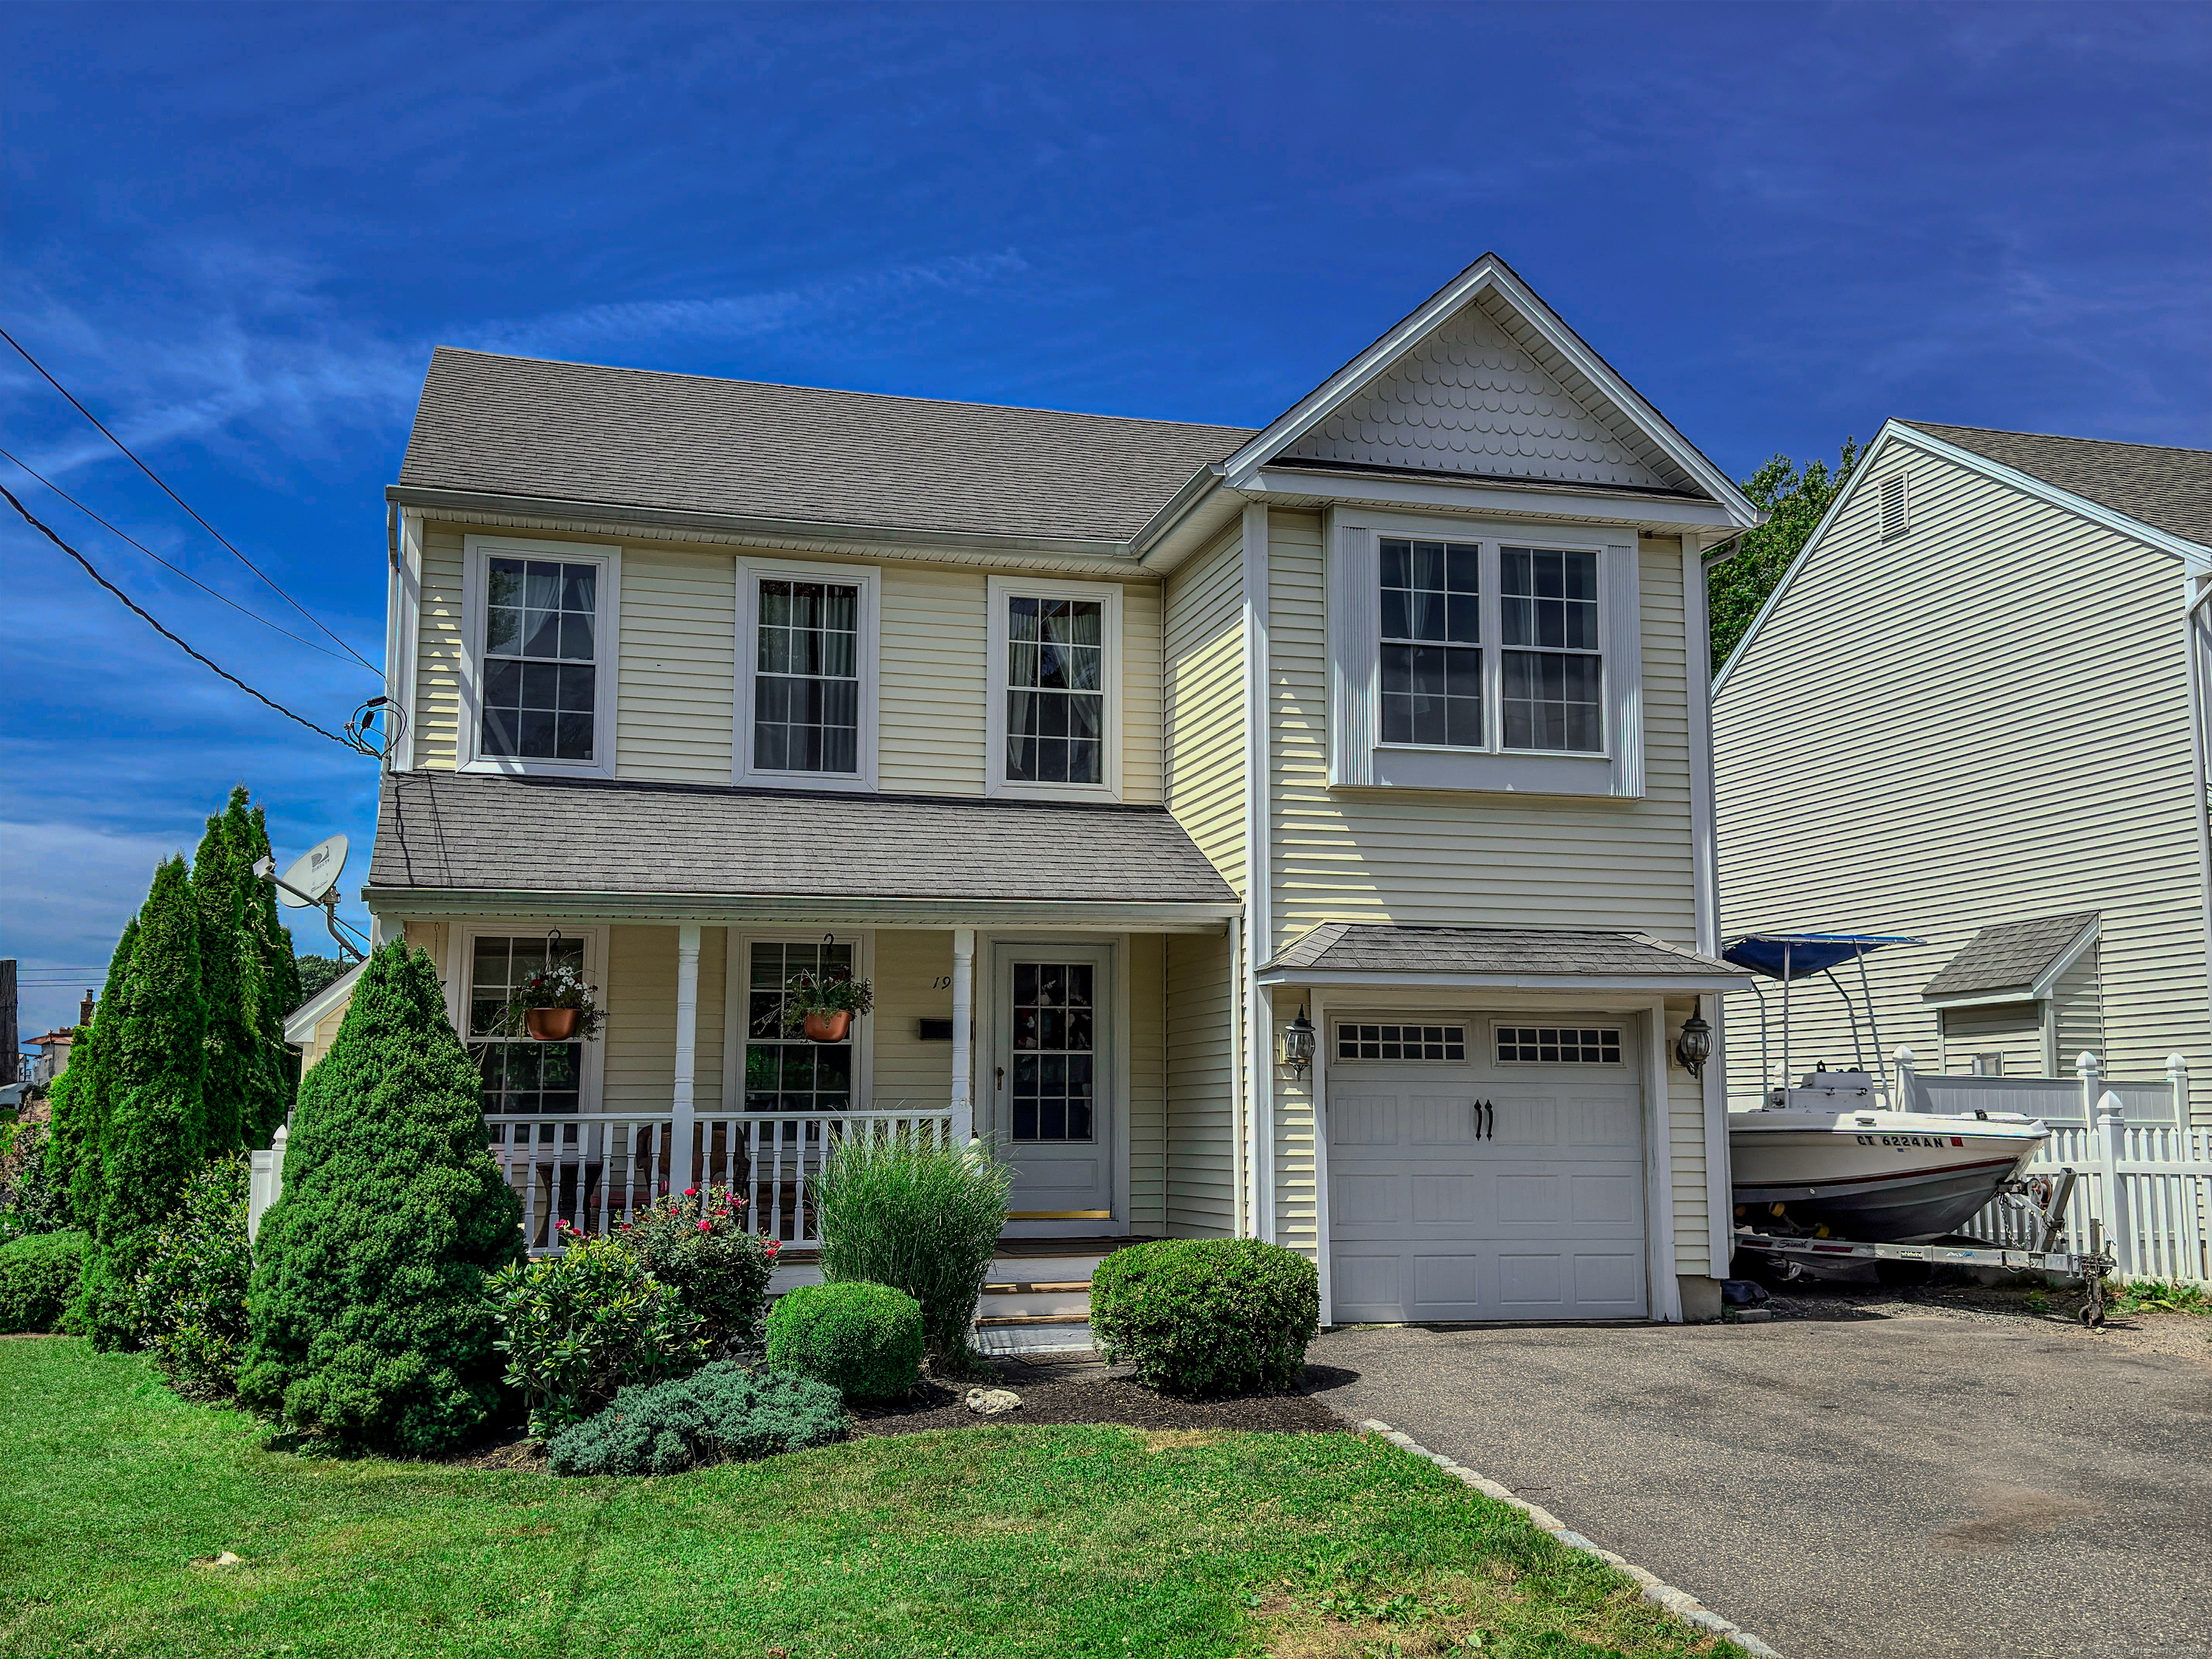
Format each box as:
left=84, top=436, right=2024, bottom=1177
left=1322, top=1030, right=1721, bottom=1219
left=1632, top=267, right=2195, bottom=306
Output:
left=1665, top=999, right=1709, bottom=1277
left=1938, top=1003, right=2046, bottom=1079
left=1714, top=444, right=2211, bottom=1122
left=1128, top=933, right=1166, bottom=1233
left=871, top=930, right=955, bottom=1112
left=603, top=925, right=727, bottom=1115
left=413, top=531, right=467, bottom=768
left=2052, top=945, right=2106, bottom=1070
left=1269, top=986, right=1320, bottom=1258
left=1165, top=930, right=1238, bottom=1235
left=879, top=568, right=988, bottom=796
left=616, top=549, right=736, bottom=783
left=1164, top=527, right=1248, bottom=894
left=1267, top=516, right=1700, bottom=955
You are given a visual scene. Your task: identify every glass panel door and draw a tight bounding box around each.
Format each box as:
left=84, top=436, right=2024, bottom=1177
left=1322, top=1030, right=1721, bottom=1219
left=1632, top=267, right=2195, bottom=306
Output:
left=993, top=943, right=1116, bottom=1232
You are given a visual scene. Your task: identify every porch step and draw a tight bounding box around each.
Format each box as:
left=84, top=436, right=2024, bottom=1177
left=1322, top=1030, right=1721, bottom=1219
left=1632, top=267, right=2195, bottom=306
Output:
left=975, top=1312, right=1093, bottom=1328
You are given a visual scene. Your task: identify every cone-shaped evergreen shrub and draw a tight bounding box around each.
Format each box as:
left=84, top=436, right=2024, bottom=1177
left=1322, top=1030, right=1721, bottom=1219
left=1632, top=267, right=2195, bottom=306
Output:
left=191, top=788, right=295, bottom=1153
left=57, top=917, right=138, bottom=1240
left=79, top=859, right=209, bottom=1348
left=246, top=805, right=304, bottom=1143
left=239, top=940, right=523, bottom=1454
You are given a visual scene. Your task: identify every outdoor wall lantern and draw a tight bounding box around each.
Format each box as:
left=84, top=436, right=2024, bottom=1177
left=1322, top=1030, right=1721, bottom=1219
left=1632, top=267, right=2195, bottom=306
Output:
left=1279, top=1005, right=1316, bottom=1080
left=1674, top=1012, right=1713, bottom=1078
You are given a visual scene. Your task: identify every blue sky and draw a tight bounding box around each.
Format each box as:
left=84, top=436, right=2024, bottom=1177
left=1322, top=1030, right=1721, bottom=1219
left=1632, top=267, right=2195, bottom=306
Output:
left=3, top=1, right=2207, bottom=1043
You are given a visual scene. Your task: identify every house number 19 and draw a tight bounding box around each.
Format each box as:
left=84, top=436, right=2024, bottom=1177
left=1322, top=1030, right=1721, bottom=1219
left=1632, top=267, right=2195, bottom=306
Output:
left=930, top=976, right=952, bottom=989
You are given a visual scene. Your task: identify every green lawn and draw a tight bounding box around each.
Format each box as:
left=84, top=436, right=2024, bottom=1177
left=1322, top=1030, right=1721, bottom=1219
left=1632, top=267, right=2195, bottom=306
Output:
left=0, top=1339, right=1740, bottom=1658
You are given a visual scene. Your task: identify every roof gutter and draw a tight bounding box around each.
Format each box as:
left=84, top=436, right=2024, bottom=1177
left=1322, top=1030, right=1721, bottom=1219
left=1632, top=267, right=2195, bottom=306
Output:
left=1251, top=967, right=1751, bottom=993
left=361, top=886, right=1241, bottom=931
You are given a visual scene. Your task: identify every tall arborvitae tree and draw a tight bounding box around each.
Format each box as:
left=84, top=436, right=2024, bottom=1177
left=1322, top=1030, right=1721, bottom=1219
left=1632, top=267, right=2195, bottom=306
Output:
left=240, top=941, right=523, bottom=1455
left=243, top=804, right=301, bottom=1143
left=192, top=787, right=291, bottom=1153
left=76, top=858, right=209, bottom=1348
left=55, top=917, right=139, bottom=1240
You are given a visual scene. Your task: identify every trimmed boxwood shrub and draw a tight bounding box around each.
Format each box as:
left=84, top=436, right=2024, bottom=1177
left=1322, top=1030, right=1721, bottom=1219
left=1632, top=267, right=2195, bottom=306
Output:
left=763, top=1280, right=924, bottom=1403
left=546, top=1362, right=846, bottom=1477
left=0, top=1229, right=86, bottom=1334
left=238, top=941, right=523, bottom=1455
left=1089, top=1238, right=1319, bottom=1397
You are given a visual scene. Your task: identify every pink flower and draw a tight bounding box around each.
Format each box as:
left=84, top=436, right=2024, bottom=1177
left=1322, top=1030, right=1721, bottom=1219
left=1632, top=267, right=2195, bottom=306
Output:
left=765, top=1241, right=781, bottom=1257
left=684, top=1187, right=697, bottom=1197
left=697, top=1219, right=712, bottom=1232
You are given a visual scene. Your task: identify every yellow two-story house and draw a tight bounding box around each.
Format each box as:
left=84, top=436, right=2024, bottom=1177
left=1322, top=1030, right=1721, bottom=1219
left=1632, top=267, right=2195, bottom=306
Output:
left=327, top=253, right=1761, bottom=1334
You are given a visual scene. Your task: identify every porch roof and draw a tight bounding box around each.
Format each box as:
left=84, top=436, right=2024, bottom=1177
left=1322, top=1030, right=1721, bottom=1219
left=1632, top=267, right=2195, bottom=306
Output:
left=363, top=770, right=1240, bottom=923
left=1258, top=922, right=1750, bottom=992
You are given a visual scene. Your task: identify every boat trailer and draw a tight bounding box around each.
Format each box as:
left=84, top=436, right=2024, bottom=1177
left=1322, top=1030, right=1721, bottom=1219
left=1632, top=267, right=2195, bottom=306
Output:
left=1733, top=1168, right=2116, bottom=1326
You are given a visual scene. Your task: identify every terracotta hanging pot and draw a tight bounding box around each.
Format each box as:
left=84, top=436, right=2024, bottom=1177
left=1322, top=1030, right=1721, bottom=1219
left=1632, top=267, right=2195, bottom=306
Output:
left=801, top=1009, right=853, bottom=1044
left=527, top=1006, right=582, bottom=1041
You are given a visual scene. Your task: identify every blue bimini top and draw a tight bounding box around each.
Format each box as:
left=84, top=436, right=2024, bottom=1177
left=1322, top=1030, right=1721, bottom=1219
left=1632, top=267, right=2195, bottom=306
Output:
left=1720, top=933, right=1920, bottom=981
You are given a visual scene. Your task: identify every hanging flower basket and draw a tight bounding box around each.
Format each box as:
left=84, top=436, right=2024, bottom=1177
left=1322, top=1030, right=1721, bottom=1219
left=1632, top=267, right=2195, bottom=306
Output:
left=526, top=1006, right=583, bottom=1041
left=783, top=968, right=873, bottom=1045
left=503, top=961, right=606, bottom=1042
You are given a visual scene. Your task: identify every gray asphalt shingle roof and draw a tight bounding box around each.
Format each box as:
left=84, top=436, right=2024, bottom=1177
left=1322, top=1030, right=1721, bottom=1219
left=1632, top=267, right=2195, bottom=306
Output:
left=366, top=770, right=1238, bottom=906
left=1903, top=422, right=2212, bottom=549
left=1920, top=912, right=2098, bottom=1001
left=397, top=348, right=1256, bottom=547
left=1262, top=922, right=1746, bottom=979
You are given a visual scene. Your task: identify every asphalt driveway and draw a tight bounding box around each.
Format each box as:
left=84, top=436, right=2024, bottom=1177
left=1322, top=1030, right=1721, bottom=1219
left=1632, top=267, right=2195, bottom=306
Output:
left=1306, top=1302, right=2212, bottom=1659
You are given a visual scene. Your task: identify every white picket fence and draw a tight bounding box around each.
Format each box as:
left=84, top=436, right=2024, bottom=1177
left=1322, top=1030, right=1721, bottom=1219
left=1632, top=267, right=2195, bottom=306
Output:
left=248, top=1108, right=960, bottom=1254
left=1964, top=1107, right=2212, bottom=1287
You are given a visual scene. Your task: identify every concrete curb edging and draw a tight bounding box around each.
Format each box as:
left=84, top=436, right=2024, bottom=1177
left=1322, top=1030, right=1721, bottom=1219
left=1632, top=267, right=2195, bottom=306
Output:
left=1359, top=1419, right=1785, bottom=1659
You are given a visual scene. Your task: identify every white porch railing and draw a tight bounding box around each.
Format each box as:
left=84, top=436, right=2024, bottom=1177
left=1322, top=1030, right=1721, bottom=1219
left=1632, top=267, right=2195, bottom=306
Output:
left=1966, top=1100, right=2212, bottom=1287
left=486, top=1109, right=958, bottom=1254
left=1893, top=1048, right=2188, bottom=1128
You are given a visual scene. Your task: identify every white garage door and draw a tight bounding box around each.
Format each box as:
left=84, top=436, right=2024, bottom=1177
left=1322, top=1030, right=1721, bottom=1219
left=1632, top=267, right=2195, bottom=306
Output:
left=1327, top=1017, right=1647, bottom=1322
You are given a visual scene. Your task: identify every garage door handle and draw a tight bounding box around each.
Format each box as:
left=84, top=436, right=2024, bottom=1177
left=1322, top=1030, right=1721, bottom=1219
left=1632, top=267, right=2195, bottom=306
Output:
left=1475, top=1099, right=1493, bottom=1140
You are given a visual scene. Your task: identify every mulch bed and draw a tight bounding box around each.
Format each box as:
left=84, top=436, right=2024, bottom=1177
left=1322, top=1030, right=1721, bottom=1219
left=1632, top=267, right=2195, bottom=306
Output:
left=850, top=1357, right=1347, bottom=1437
left=429, top=1357, right=1346, bottom=1467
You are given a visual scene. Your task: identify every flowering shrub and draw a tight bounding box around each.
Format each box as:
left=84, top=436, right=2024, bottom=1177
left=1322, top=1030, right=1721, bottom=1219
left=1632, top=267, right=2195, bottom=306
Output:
left=613, top=1186, right=778, bottom=1361
left=487, top=1231, right=705, bottom=1436
left=130, top=1154, right=251, bottom=1401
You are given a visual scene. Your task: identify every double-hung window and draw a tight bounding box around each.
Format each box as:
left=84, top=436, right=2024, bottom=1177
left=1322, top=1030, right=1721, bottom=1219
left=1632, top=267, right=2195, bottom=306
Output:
left=734, top=936, right=865, bottom=1114
left=1328, top=518, right=1642, bottom=797
left=986, top=576, right=1121, bottom=800
left=462, top=536, right=619, bottom=776
left=463, top=931, right=595, bottom=1115
left=737, top=562, right=880, bottom=790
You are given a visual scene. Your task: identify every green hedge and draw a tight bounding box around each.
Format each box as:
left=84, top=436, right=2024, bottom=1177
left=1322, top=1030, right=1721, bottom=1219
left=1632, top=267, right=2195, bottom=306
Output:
left=546, top=1362, right=846, bottom=1477
left=763, top=1280, right=924, bottom=1403
left=1089, top=1238, right=1318, bottom=1397
left=0, top=1229, right=86, bottom=1334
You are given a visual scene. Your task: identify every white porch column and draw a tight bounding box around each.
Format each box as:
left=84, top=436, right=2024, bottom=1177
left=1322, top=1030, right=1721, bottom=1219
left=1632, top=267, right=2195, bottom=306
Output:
left=950, top=927, right=976, bottom=1146
left=672, top=922, right=701, bottom=1191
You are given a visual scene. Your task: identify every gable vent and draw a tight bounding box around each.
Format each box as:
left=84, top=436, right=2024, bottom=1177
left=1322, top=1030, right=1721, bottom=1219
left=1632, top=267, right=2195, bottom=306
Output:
left=1880, top=473, right=1909, bottom=541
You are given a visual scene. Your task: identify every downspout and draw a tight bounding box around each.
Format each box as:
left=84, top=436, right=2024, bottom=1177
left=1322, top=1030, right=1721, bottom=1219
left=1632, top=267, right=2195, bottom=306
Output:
left=2185, top=573, right=2212, bottom=1105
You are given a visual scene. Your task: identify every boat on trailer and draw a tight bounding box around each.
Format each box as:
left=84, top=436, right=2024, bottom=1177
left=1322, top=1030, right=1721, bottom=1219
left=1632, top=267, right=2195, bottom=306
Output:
left=1722, top=933, right=2051, bottom=1244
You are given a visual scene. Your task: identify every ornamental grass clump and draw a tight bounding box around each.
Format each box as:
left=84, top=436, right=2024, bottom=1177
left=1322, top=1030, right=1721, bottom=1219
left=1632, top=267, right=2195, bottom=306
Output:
left=811, top=1134, right=1011, bottom=1367
left=763, top=1280, right=924, bottom=1403
left=489, top=1228, right=706, bottom=1436
left=0, top=1228, right=85, bottom=1334
left=545, top=1361, right=846, bottom=1477
left=614, top=1186, right=777, bottom=1360
left=1089, top=1238, right=1320, bottom=1398
left=130, top=1154, right=252, bottom=1401
left=238, top=941, right=524, bottom=1455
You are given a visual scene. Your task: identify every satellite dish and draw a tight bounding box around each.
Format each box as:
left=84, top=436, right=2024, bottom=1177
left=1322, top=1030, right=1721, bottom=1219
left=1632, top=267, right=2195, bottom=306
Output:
left=276, top=835, right=348, bottom=909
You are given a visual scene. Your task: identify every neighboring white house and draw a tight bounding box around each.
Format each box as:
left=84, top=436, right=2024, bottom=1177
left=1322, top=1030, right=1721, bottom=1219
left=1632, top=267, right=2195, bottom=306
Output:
left=307, top=252, right=1765, bottom=1328
left=1712, top=421, right=2212, bottom=1125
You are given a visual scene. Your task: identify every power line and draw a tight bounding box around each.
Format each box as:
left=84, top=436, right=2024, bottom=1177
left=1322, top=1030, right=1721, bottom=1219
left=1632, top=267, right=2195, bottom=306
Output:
left=0, top=325, right=381, bottom=674
left=0, top=481, right=361, bottom=750
left=0, top=446, right=371, bottom=668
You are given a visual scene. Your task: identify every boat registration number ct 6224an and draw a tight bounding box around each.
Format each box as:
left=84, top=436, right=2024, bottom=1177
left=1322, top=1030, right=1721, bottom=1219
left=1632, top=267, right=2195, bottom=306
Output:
left=1856, top=1133, right=1966, bottom=1148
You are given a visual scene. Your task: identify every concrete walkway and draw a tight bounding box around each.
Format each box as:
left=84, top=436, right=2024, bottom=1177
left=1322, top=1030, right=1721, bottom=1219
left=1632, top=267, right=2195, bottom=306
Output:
left=1306, top=1308, right=2212, bottom=1659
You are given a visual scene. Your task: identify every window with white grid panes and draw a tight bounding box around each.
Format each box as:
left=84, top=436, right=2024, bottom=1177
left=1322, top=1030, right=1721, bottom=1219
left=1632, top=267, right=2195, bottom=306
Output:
left=1496, top=1027, right=1622, bottom=1064
left=1500, top=547, right=1603, bottom=752
left=1005, top=595, right=1105, bottom=785
left=1010, top=961, right=1096, bottom=1141
left=482, top=559, right=598, bottom=761
left=1379, top=538, right=1483, bottom=747
left=467, top=934, right=587, bottom=1113
left=1335, top=1022, right=1468, bottom=1061
left=744, top=940, right=856, bottom=1113
left=754, top=578, right=860, bottom=774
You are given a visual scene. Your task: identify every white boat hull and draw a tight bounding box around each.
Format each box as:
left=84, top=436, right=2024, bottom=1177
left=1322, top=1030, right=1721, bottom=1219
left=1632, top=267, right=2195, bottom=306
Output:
left=1730, top=1108, right=2048, bottom=1243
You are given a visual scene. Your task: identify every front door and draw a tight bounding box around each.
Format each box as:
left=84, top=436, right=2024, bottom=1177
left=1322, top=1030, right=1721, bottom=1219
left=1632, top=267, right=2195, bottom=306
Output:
left=991, top=944, right=1116, bottom=1232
